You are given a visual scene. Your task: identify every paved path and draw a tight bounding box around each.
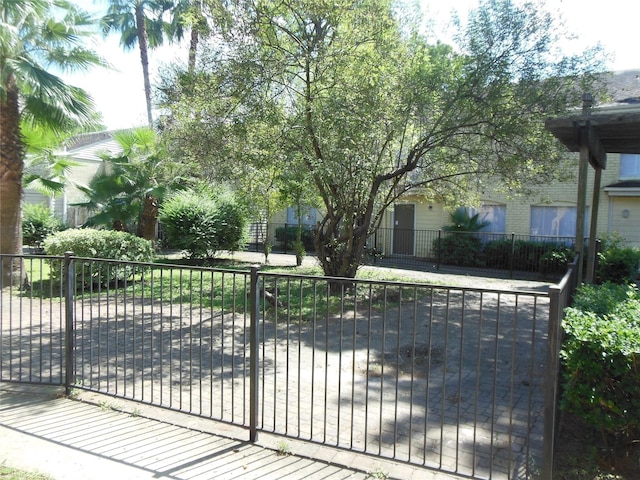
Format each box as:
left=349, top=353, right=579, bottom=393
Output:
left=0, top=383, right=461, bottom=480
left=2, top=253, right=553, bottom=479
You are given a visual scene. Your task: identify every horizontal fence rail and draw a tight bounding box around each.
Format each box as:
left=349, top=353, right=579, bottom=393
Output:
left=0, top=253, right=572, bottom=479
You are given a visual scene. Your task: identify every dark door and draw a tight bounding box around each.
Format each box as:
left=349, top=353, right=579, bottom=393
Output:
left=393, top=204, right=414, bottom=255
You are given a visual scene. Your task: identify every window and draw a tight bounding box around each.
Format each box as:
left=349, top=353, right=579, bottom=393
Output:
left=530, top=206, right=588, bottom=238
left=467, top=204, right=506, bottom=233
left=286, top=207, right=317, bottom=226
left=619, top=154, right=640, bottom=180
left=478, top=204, right=506, bottom=233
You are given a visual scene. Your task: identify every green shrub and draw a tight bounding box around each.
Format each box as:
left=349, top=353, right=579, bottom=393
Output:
left=561, top=283, right=640, bottom=446
left=539, top=244, right=574, bottom=274
left=572, top=282, right=634, bottom=316
left=597, top=237, right=640, bottom=284
left=483, top=239, right=573, bottom=273
left=433, top=233, right=483, bottom=267
left=43, top=228, right=155, bottom=287
left=22, top=204, right=65, bottom=248
left=159, top=189, right=247, bottom=259
left=483, top=239, right=512, bottom=269
left=274, top=226, right=315, bottom=250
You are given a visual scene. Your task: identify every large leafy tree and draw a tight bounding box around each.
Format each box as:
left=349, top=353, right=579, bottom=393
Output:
left=0, top=0, right=103, bottom=285
left=102, top=0, right=172, bottom=125
left=160, top=0, right=604, bottom=279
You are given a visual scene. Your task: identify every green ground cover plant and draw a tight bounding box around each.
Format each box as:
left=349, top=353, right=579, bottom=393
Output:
left=0, top=465, right=53, bottom=480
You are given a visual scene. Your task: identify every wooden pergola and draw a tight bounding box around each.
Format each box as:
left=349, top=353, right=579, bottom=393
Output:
left=545, top=94, right=640, bottom=282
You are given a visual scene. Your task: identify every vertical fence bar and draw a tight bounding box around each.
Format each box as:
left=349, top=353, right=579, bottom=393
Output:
left=542, top=282, right=565, bottom=479
left=509, top=232, right=516, bottom=279
left=64, top=252, right=75, bottom=396
left=249, top=265, right=260, bottom=442
left=542, top=256, right=576, bottom=479
left=373, top=230, right=378, bottom=264
left=436, top=229, right=442, bottom=271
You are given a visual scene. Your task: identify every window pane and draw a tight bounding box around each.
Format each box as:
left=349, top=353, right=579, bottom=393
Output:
left=620, top=154, right=640, bottom=179
left=478, top=205, right=506, bottom=233
left=286, top=207, right=317, bottom=225
left=530, top=206, right=588, bottom=239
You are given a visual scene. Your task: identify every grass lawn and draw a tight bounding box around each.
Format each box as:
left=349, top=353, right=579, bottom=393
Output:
left=0, top=466, right=53, bottom=480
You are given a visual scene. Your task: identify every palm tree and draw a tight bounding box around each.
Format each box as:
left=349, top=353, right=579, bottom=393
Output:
left=74, top=128, right=173, bottom=241
left=445, top=208, right=492, bottom=232
left=166, top=0, right=233, bottom=72
left=0, top=0, right=104, bottom=286
left=102, top=0, right=172, bottom=126
left=22, top=124, right=79, bottom=222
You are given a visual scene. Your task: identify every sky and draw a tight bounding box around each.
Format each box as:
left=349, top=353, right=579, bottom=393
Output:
left=66, top=0, right=640, bottom=131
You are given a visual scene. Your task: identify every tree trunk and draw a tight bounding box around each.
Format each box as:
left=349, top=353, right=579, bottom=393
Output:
left=136, top=4, right=153, bottom=126
left=113, top=220, right=128, bottom=232
left=188, top=26, right=199, bottom=72
left=137, top=193, right=158, bottom=243
left=315, top=218, right=367, bottom=281
left=0, top=75, right=28, bottom=287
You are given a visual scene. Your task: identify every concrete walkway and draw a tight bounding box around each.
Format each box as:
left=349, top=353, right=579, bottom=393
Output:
left=2, top=253, right=551, bottom=479
left=0, top=383, right=459, bottom=480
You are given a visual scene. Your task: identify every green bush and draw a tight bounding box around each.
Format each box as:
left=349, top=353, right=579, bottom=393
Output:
left=433, top=233, right=483, bottom=267
left=43, top=228, right=155, bottom=287
left=274, top=226, right=315, bottom=250
left=483, top=239, right=512, bottom=269
left=483, top=239, right=573, bottom=273
left=159, top=189, right=247, bottom=259
left=561, top=283, right=640, bottom=446
left=22, top=204, right=65, bottom=248
left=539, top=244, right=574, bottom=274
left=597, top=236, right=640, bottom=284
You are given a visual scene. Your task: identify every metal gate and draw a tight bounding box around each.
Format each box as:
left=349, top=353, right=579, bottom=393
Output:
left=1, top=253, right=576, bottom=479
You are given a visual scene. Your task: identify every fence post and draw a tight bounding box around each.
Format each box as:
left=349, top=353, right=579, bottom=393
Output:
left=436, top=229, right=442, bottom=271
left=249, top=265, right=260, bottom=442
left=542, top=277, right=569, bottom=479
left=254, top=224, right=259, bottom=252
left=374, top=230, right=378, bottom=264
left=509, top=232, right=516, bottom=279
left=64, top=252, right=75, bottom=396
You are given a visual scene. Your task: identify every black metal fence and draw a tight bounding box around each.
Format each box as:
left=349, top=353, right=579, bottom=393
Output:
left=246, top=222, right=316, bottom=254
left=1, top=253, right=577, bottom=479
left=369, top=229, right=577, bottom=279
left=243, top=224, right=576, bottom=280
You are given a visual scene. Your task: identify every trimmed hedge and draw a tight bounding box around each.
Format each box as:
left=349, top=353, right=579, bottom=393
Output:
left=274, top=226, right=315, bottom=251
left=597, top=246, right=640, bottom=284
left=43, top=228, right=155, bottom=287
left=433, top=233, right=483, bottom=267
left=432, top=235, right=572, bottom=274
left=159, top=190, right=247, bottom=259
left=561, top=283, right=640, bottom=445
